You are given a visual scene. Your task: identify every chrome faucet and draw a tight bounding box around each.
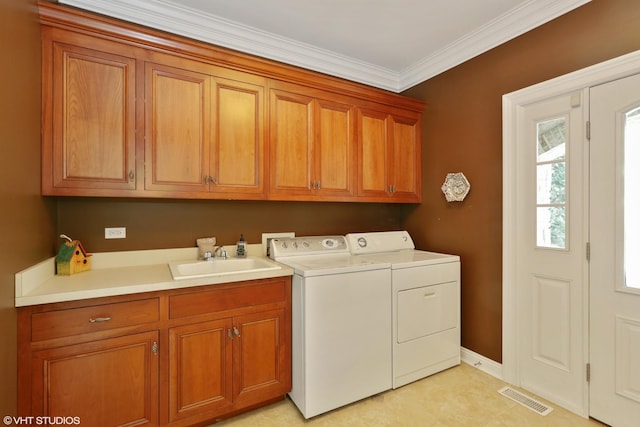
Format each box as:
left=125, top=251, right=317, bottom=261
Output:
left=202, top=246, right=227, bottom=260
left=214, top=245, right=228, bottom=259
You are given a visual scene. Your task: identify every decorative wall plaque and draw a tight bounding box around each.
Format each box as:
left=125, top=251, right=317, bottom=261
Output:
left=441, top=172, right=470, bottom=202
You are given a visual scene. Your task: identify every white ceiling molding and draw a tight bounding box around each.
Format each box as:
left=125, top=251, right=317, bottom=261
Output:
left=399, top=0, right=593, bottom=91
left=59, top=0, right=590, bottom=93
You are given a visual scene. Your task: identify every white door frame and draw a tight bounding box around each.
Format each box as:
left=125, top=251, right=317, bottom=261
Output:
left=502, top=49, right=640, bottom=416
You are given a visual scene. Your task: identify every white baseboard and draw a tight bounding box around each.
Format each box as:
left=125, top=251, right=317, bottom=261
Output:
left=460, top=347, right=503, bottom=380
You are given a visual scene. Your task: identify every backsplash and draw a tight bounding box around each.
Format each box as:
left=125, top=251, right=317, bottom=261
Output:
left=56, top=198, right=405, bottom=253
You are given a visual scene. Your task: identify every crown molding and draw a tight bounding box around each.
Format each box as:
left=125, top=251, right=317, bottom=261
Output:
left=397, top=0, right=592, bottom=91
left=59, top=0, right=590, bottom=93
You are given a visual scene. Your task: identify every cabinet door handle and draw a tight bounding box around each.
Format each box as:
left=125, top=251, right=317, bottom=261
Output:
left=128, top=170, right=134, bottom=181
left=88, top=317, right=111, bottom=323
left=423, top=292, right=436, bottom=298
left=152, top=341, right=159, bottom=356
left=233, top=326, right=241, bottom=337
left=228, top=329, right=233, bottom=340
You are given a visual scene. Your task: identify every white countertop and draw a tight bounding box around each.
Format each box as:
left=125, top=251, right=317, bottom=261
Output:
left=15, top=244, right=293, bottom=307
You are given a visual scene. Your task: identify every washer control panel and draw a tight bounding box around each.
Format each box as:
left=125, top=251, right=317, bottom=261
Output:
left=269, top=235, right=348, bottom=258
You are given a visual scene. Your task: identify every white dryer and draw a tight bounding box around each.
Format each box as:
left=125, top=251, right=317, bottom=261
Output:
left=346, top=230, right=461, bottom=388
left=270, top=235, right=392, bottom=418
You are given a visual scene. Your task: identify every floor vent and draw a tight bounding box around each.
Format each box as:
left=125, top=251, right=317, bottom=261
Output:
left=498, top=386, right=554, bottom=416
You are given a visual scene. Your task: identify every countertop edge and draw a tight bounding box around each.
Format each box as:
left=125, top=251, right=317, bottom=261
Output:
left=15, top=245, right=293, bottom=307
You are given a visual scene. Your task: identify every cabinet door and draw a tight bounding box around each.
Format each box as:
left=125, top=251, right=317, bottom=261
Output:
left=211, top=78, right=265, bottom=196
left=358, top=108, right=390, bottom=198
left=389, top=113, right=421, bottom=202
left=145, top=62, right=210, bottom=193
left=31, top=331, right=159, bottom=426
left=46, top=42, right=136, bottom=192
left=315, top=98, right=355, bottom=197
left=233, top=309, right=291, bottom=405
left=168, top=319, right=233, bottom=422
left=269, top=90, right=314, bottom=197
left=357, top=109, right=422, bottom=202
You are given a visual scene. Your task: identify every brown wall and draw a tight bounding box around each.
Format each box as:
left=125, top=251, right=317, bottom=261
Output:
left=0, top=0, right=56, bottom=416
left=3, top=4, right=640, bottom=413
left=56, top=198, right=404, bottom=252
left=402, top=0, right=640, bottom=362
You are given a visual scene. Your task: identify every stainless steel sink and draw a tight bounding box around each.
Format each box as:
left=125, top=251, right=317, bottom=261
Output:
left=169, top=257, right=281, bottom=280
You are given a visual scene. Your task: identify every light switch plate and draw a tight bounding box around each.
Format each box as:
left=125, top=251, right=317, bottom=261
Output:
left=262, top=232, right=295, bottom=256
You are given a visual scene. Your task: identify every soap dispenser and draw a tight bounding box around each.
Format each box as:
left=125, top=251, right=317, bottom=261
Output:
left=236, top=234, right=247, bottom=258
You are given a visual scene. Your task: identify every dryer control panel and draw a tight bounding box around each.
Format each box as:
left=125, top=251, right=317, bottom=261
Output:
left=346, top=231, right=415, bottom=254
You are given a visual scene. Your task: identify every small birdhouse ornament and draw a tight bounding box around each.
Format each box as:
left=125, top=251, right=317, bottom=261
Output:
left=56, top=234, right=92, bottom=275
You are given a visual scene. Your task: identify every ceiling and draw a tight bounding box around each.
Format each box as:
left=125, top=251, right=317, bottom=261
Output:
left=59, top=0, right=591, bottom=92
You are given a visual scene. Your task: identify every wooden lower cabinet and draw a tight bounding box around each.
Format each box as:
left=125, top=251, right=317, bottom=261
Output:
left=233, top=309, right=289, bottom=405
left=18, top=277, right=292, bottom=426
left=169, top=309, right=289, bottom=424
left=169, top=319, right=233, bottom=422
left=31, top=331, right=159, bottom=426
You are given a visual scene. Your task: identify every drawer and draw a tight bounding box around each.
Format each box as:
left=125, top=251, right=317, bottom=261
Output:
left=31, top=298, right=159, bottom=342
left=396, top=281, right=458, bottom=343
left=170, top=280, right=286, bottom=319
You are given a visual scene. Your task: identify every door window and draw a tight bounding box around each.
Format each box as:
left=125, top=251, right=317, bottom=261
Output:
left=624, top=107, right=640, bottom=288
left=536, top=117, right=568, bottom=249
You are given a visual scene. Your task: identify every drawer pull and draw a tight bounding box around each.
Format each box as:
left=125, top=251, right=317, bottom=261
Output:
left=423, top=292, right=436, bottom=298
left=89, top=317, right=112, bottom=323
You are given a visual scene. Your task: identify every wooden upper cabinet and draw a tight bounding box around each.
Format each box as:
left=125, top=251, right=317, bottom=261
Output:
left=212, top=78, right=265, bottom=196
left=145, top=57, right=265, bottom=198
left=269, top=86, right=355, bottom=200
left=358, top=109, right=389, bottom=198
left=357, top=107, right=422, bottom=202
left=390, top=114, right=421, bottom=200
left=39, top=4, right=423, bottom=202
left=315, top=99, right=355, bottom=197
left=42, top=31, right=137, bottom=195
left=269, top=90, right=313, bottom=196
left=145, top=61, right=210, bottom=193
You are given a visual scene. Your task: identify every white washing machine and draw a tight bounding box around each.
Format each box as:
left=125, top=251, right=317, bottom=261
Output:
left=346, top=230, right=461, bottom=389
left=270, top=235, right=391, bottom=418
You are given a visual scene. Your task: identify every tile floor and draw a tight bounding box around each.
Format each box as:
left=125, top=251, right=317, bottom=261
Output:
left=216, top=363, right=606, bottom=426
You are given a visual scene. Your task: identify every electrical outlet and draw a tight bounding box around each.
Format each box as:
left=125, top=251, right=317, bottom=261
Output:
left=105, top=227, right=126, bottom=239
